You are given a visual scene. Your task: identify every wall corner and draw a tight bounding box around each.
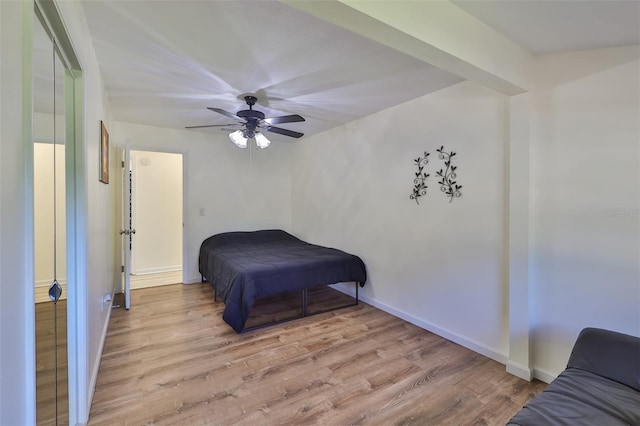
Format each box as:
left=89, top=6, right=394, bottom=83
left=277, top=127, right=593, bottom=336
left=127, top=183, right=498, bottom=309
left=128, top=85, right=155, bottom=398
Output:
left=506, top=92, right=532, bottom=379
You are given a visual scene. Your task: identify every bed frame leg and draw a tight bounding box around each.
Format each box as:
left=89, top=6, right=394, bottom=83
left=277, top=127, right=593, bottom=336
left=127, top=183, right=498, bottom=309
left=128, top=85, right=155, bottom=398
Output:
left=203, top=274, right=218, bottom=302
left=355, top=281, right=359, bottom=305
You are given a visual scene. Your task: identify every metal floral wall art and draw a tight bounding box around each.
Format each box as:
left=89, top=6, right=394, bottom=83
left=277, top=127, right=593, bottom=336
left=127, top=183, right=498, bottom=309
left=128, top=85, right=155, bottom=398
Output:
left=436, top=145, right=463, bottom=202
left=409, top=151, right=430, bottom=204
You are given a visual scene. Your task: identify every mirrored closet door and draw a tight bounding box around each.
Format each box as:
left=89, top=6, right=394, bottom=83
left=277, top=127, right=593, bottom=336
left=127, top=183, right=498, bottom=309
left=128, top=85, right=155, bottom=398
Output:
left=33, top=7, right=68, bottom=425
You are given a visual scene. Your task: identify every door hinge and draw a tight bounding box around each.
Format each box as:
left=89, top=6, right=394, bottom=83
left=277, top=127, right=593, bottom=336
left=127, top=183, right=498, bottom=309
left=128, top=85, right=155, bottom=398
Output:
left=121, top=160, right=125, bottom=168
left=121, top=265, right=125, bottom=273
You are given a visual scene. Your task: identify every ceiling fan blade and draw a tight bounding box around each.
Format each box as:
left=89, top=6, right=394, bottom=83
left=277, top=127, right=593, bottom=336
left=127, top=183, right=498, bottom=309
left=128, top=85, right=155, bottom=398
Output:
left=207, top=107, right=246, bottom=123
left=185, top=123, right=239, bottom=129
left=266, top=126, right=304, bottom=139
left=263, top=114, right=305, bottom=125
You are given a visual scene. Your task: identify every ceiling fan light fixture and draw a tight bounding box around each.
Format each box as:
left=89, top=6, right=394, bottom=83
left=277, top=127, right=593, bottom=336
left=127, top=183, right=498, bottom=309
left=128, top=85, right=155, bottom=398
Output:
left=229, top=129, right=248, bottom=148
left=255, top=132, right=271, bottom=149
left=187, top=96, right=305, bottom=145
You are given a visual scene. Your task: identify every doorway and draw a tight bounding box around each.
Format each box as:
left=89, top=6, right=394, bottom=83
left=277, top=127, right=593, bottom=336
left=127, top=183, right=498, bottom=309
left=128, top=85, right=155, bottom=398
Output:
left=129, top=150, right=183, bottom=290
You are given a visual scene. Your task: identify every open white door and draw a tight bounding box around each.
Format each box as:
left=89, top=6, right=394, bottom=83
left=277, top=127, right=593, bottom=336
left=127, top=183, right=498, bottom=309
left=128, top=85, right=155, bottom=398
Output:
left=117, top=142, right=134, bottom=309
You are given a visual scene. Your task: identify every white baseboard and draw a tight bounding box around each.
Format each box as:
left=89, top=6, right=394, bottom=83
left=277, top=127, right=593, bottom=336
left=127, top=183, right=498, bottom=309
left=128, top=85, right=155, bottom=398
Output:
left=332, top=283, right=508, bottom=365
left=35, top=278, right=67, bottom=287
left=86, top=295, right=114, bottom=417
left=533, top=367, right=557, bottom=384
left=506, top=360, right=533, bottom=381
left=132, top=265, right=181, bottom=275
left=130, top=270, right=182, bottom=289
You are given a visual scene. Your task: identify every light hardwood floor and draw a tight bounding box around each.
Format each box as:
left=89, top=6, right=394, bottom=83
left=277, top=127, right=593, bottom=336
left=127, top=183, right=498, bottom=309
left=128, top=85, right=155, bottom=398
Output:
left=36, top=300, right=68, bottom=426
left=89, top=284, right=545, bottom=425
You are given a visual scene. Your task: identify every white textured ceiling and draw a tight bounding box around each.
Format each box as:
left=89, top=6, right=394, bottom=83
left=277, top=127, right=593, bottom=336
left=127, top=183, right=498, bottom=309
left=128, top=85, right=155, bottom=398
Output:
left=76, top=0, right=639, bottom=142
left=80, top=0, right=462, bottom=141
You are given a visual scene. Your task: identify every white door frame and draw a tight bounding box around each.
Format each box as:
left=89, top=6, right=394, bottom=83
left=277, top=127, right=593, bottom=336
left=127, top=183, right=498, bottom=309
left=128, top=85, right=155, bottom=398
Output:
left=123, top=144, right=132, bottom=309
left=31, top=2, right=86, bottom=424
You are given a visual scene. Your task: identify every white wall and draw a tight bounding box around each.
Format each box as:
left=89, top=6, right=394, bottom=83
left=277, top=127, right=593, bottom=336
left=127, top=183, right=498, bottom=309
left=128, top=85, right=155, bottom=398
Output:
left=0, top=6, right=634, bottom=426
left=530, top=47, right=640, bottom=379
left=0, top=1, right=34, bottom=424
left=131, top=150, right=182, bottom=274
left=292, top=81, right=510, bottom=360
left=54, top=1, right=117, bottom=423
left=113, top=121, right=293, bottom=283
left=292, top=48, right=640, bottom=382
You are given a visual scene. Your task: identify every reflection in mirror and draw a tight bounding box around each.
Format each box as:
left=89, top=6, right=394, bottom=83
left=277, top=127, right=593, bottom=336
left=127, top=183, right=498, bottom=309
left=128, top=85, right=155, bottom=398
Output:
left=33, top=8, right=68, bottom=425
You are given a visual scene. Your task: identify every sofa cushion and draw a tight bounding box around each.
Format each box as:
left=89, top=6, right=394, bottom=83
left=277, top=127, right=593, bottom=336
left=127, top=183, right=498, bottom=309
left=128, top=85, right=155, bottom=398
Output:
left=508, top=368, right=640, bottom=426
left=568, top=327, right=640, bottom=392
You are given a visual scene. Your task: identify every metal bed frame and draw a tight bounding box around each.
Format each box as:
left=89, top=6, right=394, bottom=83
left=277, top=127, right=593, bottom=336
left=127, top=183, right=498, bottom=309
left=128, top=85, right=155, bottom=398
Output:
left=202, top=275, right=360, bottom=332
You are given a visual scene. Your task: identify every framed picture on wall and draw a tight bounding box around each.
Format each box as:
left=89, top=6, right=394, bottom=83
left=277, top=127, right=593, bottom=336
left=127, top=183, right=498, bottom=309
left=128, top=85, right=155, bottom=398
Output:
left=100, top=120, right=109, bottom=184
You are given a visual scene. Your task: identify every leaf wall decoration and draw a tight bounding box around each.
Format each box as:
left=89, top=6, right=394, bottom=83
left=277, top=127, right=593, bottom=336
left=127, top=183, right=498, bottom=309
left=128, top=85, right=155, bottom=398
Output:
left=436, top=146, right=463, bottom=203
left=409, top=151, right=430, bottom=205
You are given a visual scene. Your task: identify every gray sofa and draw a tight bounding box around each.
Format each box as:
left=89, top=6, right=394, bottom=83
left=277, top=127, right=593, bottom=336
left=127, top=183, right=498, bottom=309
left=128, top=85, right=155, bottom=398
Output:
left=508, top=327, right=640, bottom=426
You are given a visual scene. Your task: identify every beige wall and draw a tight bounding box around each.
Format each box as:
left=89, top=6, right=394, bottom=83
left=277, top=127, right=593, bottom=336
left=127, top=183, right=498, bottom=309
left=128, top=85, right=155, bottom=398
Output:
left=130, top=150, right=182, bottom=275
left=33, top=142, right=67, bottom=289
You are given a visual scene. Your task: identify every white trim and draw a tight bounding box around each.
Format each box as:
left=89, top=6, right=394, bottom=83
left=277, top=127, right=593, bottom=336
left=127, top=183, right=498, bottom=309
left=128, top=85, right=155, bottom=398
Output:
left=506, top=360, right=533, bottom=381
left=129, top=153, right=137, bottom=275
left=23, top=2, right=36, bottom=424
left=66, top=61, right=87, bottom=426
left=35, top=278, right=67, bottom=287
left=33, top=136, right=64, bottom=144
left=185, top=276, right=203, bottom=284
left=182, top=151, right=189, bottom=288
left=533, top=367, right=557, bottom=384
left=332, top=283, right=508, bottom=365
left=86, top=295, right=113, bottom=420
left=131, top=265, right=181, bottom=276
left=130, top=270, right=182, bottom=289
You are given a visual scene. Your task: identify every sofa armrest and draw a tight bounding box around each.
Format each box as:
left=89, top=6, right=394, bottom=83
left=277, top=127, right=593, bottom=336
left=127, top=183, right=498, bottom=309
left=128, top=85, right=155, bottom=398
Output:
left=567, top=327, right=640, bottom=391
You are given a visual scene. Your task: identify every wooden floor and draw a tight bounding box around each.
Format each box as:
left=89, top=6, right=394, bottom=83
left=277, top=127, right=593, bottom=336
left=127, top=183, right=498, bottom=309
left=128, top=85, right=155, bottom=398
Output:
left=89, top=283, right=545, bottom=425
left=36, top=300, right=68, bottom=426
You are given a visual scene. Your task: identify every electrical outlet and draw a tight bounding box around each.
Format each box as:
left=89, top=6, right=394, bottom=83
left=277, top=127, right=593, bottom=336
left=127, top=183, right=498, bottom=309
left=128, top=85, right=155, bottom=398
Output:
left=102, top=293, right=112, bottom=308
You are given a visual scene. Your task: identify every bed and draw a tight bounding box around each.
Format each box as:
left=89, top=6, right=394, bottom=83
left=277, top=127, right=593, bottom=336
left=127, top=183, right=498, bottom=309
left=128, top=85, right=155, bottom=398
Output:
left=198, top=229, right=367, bottom=332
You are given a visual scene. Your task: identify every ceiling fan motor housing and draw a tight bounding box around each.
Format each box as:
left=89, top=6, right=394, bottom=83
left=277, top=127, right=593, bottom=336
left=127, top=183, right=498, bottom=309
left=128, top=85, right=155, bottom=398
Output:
left=236, top=109, right=265, bottom=138
left=236, top=109, right=265, bottom=120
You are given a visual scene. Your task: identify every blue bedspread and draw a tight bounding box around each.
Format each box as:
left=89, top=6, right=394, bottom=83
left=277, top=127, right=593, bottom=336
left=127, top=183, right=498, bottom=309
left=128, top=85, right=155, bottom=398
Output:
left=198, top=229, right=367, bottom=332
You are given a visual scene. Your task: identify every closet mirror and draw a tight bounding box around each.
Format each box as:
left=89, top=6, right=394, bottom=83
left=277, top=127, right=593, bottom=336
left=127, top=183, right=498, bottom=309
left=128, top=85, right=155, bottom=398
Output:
left=33, top=6, right=68, bottom=425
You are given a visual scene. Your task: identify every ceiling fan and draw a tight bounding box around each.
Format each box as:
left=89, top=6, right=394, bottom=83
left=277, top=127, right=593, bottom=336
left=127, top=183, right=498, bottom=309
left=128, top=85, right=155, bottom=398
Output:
left=185, top=95, right=305, bottom=149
